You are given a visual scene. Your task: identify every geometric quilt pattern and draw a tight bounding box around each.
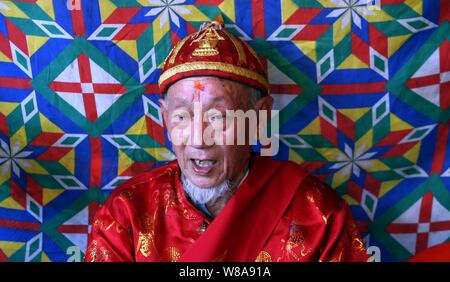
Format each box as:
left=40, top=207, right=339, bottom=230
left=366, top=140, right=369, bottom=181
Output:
left=0, top=0, right=449, bottom=261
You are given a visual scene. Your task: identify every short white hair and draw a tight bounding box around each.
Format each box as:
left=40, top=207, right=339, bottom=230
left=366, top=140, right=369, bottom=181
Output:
left=247, top=86, right=262, bottom=107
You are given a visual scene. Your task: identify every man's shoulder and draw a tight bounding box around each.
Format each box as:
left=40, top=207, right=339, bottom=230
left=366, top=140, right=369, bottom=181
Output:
left=254, top=157, right=345, bottom=219
left=299, top=175, right=343, bottom=206
left=254, top=155, right=307, bottom=174
left=266, top=158, right=345, bottom=215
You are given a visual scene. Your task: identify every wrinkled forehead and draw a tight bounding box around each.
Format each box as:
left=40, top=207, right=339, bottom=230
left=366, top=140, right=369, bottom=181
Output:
left=166, top=76, right=249, bottom=102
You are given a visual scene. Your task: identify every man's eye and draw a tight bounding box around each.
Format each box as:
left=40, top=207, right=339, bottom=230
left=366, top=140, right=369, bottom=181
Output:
left=173, top=114, right=188, bottom=122
left=209, top=114, right=224, bottom=121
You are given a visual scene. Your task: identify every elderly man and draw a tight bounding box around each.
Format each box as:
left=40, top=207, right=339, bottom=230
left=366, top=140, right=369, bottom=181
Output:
left=85, top=22, right=367, bottom=262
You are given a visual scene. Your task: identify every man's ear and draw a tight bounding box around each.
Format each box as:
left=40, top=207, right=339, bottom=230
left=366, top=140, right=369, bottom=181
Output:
left=254, top=95, right=273, bottom=143
left=159, top=98, right=169, bottom=134
left=255, top=95, right=273, bottom=112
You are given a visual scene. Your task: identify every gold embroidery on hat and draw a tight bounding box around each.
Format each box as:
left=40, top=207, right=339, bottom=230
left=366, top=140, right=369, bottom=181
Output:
left=167, top=35, right=192, bottom=66
left=191, top=26, right=224, bottom=57
left=158, top=61, right=269, bottom=89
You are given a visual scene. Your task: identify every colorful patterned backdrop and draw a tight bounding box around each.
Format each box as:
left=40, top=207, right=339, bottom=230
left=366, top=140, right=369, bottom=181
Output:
left=0, top=0, right=448, bottom=262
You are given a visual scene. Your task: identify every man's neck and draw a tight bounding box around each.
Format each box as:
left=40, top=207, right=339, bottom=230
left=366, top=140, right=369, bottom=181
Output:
left=205, top=166, right=249, bottom=217
left=181, top=165, right=250, bottom=218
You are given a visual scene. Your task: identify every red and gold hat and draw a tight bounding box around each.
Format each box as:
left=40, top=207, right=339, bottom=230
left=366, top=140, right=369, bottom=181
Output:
left=158, top=21, right=269, bottom=95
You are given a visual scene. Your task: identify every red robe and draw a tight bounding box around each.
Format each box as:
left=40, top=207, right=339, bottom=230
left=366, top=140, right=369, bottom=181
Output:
left=85, top=155, right=367, bottom=262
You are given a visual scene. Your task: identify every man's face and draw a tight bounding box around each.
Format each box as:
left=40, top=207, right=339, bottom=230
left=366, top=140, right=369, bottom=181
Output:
left=160, top=76, right=271, bottom=188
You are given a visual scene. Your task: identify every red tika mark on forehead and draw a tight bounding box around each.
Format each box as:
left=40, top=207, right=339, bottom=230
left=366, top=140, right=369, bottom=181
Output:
left=193, top=80, right=205, bottom=91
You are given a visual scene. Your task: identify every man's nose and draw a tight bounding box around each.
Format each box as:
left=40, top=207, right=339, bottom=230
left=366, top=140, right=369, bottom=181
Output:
left=189, top=117, right=212, bottom=148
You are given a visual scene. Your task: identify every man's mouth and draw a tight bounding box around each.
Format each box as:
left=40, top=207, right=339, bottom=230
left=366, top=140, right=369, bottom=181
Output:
left=190, top=158, right=217, bottom=174
left=192, top=159, right=217, bottom=167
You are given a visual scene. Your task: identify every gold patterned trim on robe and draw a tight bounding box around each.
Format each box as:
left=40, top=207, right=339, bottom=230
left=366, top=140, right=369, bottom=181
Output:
left=163, top=189, right=178, bottom=214
left=353, top=237, right=366, bottom=253
left=137, top=231, right=154, bottom=257
left=281, top=222, right=312, bottom=261
left=182, top=207, right=198, bottom=220
left=163, top=247, right=181, bottom=262
left=255, top=250, right=272, bottom=262
left=305, top=182, right=333, bottom=225
left=104, top=220, right=125, bottom=234
left=136, top=212, right=157, bottom=257
left=87, top=240, right=113, bottom=262
left=93, top=219, right=103, bottom=233
left=118, top=190, right=134, bottom=201
left=158, top=61, right=269, bottom=89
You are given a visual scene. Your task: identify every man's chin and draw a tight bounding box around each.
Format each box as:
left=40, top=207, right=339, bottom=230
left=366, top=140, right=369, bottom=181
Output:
left=187, top=176, right=223, bottom=189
